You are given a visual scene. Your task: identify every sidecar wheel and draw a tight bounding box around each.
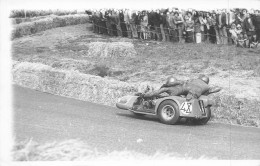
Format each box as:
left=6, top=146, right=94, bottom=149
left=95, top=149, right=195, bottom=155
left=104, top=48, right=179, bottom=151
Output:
left=157, top=100, right=180, bottom=125
left=193, top=107, right=211, bottom=125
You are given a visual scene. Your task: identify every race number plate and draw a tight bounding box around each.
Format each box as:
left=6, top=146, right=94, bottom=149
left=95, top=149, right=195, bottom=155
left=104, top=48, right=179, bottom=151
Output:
left=199, top=100, right=206, bottom=115
left=180, top=102, right=192, bottom=114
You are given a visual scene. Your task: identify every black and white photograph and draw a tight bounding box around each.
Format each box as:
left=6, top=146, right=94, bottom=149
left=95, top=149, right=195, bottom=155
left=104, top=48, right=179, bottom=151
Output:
left=0, top=0, right=260, bottom=165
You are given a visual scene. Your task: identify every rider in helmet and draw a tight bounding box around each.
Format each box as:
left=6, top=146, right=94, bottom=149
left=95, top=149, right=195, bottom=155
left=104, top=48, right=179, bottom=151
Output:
left=160, top=76, right=185, bottom=88
left=141, top=75, right=221, bottom=100
left=198, top=75, right=209, bottom=84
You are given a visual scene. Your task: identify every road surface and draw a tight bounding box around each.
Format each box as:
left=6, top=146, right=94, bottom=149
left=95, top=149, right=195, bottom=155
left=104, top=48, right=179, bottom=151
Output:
left=13, top=85, right=260, bottom=159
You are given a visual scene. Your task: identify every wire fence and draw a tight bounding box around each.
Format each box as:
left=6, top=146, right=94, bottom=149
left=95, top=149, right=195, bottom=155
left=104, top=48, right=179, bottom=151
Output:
left=91, top=21, right=258, bottom=45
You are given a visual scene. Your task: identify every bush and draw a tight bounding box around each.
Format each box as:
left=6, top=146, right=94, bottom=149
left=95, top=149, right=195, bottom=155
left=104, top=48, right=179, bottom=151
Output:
left=10, top=9, right=79, bottom=18
left=211, top=94, right=260, bottom=127
left=11, top=14, right=89, bottom=39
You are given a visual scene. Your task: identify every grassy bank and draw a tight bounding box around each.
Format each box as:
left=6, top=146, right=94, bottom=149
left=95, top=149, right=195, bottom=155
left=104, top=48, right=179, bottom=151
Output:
left=12, top=61, right=260, bottom=127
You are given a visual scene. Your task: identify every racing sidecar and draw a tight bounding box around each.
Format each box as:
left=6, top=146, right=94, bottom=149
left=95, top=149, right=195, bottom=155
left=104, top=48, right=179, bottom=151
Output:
left=116, top=94, right=214, bottom=125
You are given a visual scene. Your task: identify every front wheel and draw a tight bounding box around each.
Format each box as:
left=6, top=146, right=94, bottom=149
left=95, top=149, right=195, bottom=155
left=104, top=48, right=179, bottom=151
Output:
left=193, top=107, right=211, bottom=125
left=157, top=100, right=180, bottom=125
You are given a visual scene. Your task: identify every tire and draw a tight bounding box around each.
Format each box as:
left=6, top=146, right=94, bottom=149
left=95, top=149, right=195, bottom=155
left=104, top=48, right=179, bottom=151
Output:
left=193, top=107, right=211, bottom=125
left=157, top=100, right=180, bottom=125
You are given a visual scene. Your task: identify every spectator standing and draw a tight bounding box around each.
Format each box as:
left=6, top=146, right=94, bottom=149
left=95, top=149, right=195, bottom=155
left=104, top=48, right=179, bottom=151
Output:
left=124, top=9, right=132, bottom=38
left=207, top=12, right=216, bottom=43
left=119, top=10, right=128, bottom=37
left=162, top=10, right=170, bottom=41
left=100, top=10, right=108, bottom=35
left=239, top=9, right=248, bottom=26
left=92, top=11, right=98, bottom=33
left=252, top=12, right=260, bottom=42
left=243, top=13, right=256, bottom=39
left=198, top=12, right=207, bottom=42
left=173, top=11, right=184, bottom=43
left=104, top=10, right=112, bottom=36
left=130, top=10, right=138, bottom=38
left=114, top=10, right=122, bottom=36
left=154, top=9, right=162, bottom=41
left=167, top=10, right=177, bottom=42
left=141, top=11, right=149, bottom=40
left=193, top=11, right=201, bottom=43
left=160, top=10, right=168, bottom=42
left=110, top=10, right=118, bottom=36
left=136, top=11, right=143, bottom=39
left=183, top=14, right=194, bottom=43
left=218, top=9, right=228, bottom=44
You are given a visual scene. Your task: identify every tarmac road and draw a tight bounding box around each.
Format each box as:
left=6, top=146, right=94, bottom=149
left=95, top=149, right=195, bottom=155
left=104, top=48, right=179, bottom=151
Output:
left=13, top=85, right=260, bottom=159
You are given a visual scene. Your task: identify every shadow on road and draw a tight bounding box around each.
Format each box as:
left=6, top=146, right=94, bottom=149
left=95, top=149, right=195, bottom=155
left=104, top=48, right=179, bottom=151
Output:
left=116, top=112, right=206, bottom=127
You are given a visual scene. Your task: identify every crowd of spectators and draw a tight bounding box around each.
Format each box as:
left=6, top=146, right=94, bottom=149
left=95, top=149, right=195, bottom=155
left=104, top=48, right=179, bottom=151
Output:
left=86, top=8, right=260, bottom=48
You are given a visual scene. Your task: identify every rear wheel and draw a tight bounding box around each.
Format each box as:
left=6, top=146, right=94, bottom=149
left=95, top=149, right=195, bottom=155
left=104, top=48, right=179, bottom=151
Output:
left=193, top=107, right=211, bottom=125
left=157, top=100, right=180, bottom=125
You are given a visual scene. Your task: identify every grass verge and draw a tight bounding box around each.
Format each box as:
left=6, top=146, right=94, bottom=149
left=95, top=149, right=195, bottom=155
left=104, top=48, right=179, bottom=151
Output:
left=13, top=139, right=214, bottom=161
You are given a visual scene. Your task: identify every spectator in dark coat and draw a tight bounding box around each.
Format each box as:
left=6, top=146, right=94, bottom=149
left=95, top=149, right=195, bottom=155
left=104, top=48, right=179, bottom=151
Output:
left=160, top=11, right=168, bottom=41
left=130, top=10, right=138, bottom=38
left=243, top=14, right=255, bottom=39
left=252, top=13, right=260, bottom=42
left=217, top=10, right=228, bottom=44
left=119, top=10, right=128, bottom=37
left=154, top=9, right=162, bottom=41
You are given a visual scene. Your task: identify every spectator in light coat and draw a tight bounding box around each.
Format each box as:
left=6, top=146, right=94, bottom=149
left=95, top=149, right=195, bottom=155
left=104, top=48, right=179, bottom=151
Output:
left=124, top=9, right=132, bottom=38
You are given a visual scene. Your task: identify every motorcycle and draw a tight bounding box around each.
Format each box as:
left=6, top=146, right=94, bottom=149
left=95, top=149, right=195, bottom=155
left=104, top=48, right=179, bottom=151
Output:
left=116, top=93, right=214, bottom=125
